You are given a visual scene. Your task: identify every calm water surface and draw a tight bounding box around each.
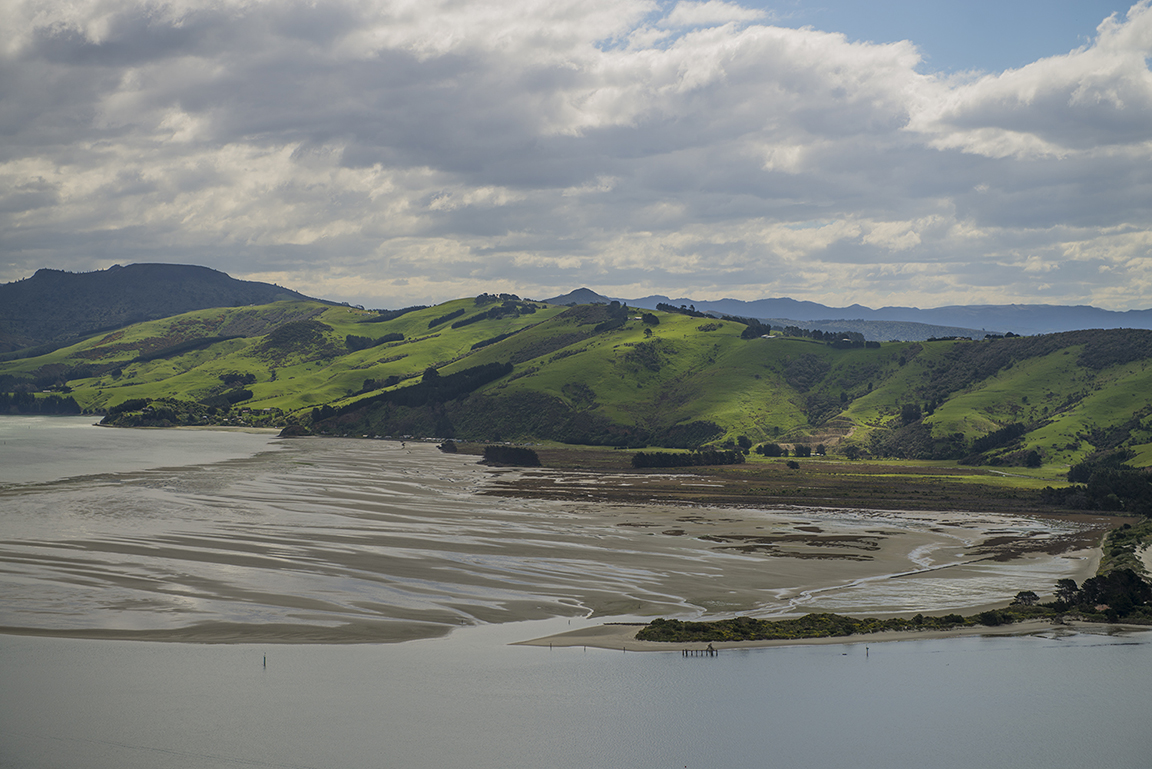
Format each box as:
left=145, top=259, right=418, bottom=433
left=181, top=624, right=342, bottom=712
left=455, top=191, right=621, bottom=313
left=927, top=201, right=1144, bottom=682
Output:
left=2, top=626, right=1150, bottom=769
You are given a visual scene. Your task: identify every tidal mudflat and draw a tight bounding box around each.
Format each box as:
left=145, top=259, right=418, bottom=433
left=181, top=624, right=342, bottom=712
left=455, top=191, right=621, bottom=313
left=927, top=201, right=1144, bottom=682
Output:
left=0, top=418, right=1102, bottom=643
left=3, top=418, right=1149, bottom=769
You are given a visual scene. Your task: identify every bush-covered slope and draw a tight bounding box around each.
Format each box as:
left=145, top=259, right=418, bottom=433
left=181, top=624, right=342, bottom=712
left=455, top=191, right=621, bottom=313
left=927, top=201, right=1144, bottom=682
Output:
left=2, top=295, right=1151, bottom=470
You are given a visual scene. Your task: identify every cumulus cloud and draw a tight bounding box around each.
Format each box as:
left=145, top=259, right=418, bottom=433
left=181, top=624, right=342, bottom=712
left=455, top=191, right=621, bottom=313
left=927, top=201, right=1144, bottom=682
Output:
left=913, top=0, right=1152, bottom=156
left=1, top=0, right=1151, bottom=310
left=660, top=1, right=767, bottom=28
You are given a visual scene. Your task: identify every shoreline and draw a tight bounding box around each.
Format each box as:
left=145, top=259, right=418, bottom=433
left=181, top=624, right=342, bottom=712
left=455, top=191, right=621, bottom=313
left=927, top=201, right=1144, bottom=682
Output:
left=1, top=428, right=1134, bottom=649
left=515, top=617, right=1152, bottom=652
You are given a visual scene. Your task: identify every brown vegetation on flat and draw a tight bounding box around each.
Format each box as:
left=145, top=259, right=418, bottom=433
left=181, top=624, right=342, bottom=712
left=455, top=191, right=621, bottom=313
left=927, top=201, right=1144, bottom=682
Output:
left=477, top=446, right=1035, bottom=511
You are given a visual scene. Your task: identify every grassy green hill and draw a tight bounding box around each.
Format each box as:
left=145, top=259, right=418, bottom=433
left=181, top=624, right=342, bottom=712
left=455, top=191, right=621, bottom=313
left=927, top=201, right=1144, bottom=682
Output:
left=3, top=294, right=1152, bottom=475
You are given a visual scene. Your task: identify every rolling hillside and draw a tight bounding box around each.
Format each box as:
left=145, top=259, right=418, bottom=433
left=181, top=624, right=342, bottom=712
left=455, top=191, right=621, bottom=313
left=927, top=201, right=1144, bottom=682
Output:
left=2, top=294, right=1152, bottom=476
left=0, top=263, right=317, bottom=354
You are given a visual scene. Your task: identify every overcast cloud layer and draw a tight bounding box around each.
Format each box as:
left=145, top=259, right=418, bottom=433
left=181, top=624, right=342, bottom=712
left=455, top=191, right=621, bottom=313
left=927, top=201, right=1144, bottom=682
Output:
left=3, top=0, right=1152, bottom=310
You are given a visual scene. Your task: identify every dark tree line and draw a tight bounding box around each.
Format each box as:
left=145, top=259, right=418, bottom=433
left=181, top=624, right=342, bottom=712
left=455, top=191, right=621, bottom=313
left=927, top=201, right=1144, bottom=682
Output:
left=0, top=392, right=82, bottom=414
left=315, top=361, right=515, bottom=422
left=482, top=445, right=541, bottom=466
left=427, top=308, right=466, bottom=328
left=345, top=332, right=403, bottom=351
left=778, top=326, right=876, bottom=348
left=1041, top=451, right=1152, bottom=514
left=1052, top=569, right=1152, bottom=619
left=131, top=336, right=240, bottom=363
left=655, top=302, right=708, bottom=318
left=359, top=305, right=428, bottom=324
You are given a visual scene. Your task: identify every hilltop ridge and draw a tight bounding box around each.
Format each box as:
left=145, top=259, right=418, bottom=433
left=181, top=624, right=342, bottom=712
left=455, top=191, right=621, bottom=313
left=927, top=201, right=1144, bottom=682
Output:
left=4, top=293, right=1152, bottom=481
left=0, top=263, right=318, bottom=354
left=544, top=287, right=1152, bottom=339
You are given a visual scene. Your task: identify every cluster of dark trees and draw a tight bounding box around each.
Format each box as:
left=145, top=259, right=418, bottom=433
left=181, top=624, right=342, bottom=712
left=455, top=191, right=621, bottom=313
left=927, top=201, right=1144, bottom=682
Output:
left=655, top=302, right=708, bottom=318
left=471, top=331, right=519, bottom=350
left=312, top=361, right=515, bottom=425
left=637, top=612, right=973, bottom=643
left=451, top=302, right=529, bottom=329
left=0, top=391, right=82, bottom=414
left=201, top=388, right=253, bottom=409
left=1041, top=451, right=1152, bottom=514
left=260, top=320, right=329, bottom=348
left=710, top=314, right=772, bottom=339
left=956, top=422, right=1041, bottom=467
left=970, top=422, right=1027, bottom=453
left=475, top=292, right=522, bottom=305
left=99, top=397, right=230, bottom=427
left=131, top=336, right=240, bottom=363
left=427, top=308, right=466, bottom=328
left=1051, top=569, right=1152, bottom=620
left=345, top=332, right=403, bottom=351
left=873, top=410, right=1040, bottom=465
left=631, top=449, right=746, bottom=468
left=219, top=372, right=256, bottom=387
left=777, top=326, right=878, bottom=348
left=637, top=567, right=1152, bottom=643
left=754, top=443, right=824, bottom=458
left=592, top=301, right=630, bottom=333
left=3, top=365, right=101, bottom=392
left=359, top=305, right=428, bottom=324
left=482, top=444, right=541, bottom=466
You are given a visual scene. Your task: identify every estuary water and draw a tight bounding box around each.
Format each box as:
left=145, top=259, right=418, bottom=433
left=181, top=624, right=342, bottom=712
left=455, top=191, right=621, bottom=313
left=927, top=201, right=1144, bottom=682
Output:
left=1, top=417, right=1149, bottom=768
left=2, top=622, right=1151, bottom=768
left=0, top=417, right=1100, bottom=640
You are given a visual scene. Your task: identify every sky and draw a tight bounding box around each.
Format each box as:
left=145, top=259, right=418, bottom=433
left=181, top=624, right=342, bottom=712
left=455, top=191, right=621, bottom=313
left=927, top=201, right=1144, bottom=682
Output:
left=2, top=0, right=1150, bottom=311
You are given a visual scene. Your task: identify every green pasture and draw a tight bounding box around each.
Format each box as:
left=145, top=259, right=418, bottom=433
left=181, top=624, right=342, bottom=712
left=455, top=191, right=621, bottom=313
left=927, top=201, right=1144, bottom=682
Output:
left=5, top=296, right=1152, bottom=472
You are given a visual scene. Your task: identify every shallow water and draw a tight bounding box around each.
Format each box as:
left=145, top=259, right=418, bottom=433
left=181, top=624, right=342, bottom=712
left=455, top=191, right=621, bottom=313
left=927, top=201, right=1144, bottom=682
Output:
left=2, top=624, right=1150, bottom=769
left=0, top=415, right=280, bottom=486
left=0, top=419, right=1094, bottom=640
left=1, top=418, right=1149, bottom=769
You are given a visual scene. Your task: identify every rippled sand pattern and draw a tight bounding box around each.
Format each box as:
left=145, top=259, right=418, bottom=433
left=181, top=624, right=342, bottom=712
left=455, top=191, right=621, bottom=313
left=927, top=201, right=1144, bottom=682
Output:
left=0, top=438, right=1098, bottom=643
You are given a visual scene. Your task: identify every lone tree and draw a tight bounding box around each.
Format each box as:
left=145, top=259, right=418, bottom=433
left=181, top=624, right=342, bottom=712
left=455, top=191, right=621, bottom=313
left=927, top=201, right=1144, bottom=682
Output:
left=1011, top=590, right=1040, bottom=606
left=1055, top=578, right=1079, bottom=604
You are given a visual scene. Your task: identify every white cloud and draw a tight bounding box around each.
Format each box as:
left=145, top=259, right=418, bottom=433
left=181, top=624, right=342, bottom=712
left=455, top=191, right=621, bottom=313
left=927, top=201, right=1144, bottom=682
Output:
left=661, top=1, right=767, bottom=28
left=911, top=0, right=1152, bottom=157
left=2, top=0, right=1152, bottom=311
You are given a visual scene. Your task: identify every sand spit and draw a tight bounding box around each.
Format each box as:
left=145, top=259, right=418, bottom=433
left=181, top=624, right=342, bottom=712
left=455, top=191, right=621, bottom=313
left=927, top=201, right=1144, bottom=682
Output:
left=516, top=618, right=1152, bottom=652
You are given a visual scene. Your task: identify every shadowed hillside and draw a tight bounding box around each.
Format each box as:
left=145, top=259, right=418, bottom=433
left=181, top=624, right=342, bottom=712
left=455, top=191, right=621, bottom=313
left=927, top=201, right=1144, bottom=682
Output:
left=0, top=263, right=317, bottom=354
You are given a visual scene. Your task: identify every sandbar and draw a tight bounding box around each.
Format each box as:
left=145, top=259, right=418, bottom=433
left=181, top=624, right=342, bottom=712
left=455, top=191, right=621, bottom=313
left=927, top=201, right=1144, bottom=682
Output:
left=516, top=617, right=1152, bottom=652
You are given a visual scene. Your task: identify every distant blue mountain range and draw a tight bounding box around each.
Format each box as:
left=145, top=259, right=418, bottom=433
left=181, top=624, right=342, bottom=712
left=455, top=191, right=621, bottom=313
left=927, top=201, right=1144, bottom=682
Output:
left=543, top=288, right=1152, bottom=341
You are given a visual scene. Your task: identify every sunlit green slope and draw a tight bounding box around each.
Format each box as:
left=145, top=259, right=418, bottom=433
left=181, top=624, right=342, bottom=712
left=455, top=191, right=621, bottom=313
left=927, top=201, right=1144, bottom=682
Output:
left=3, top=295, right=1151, bottom=468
